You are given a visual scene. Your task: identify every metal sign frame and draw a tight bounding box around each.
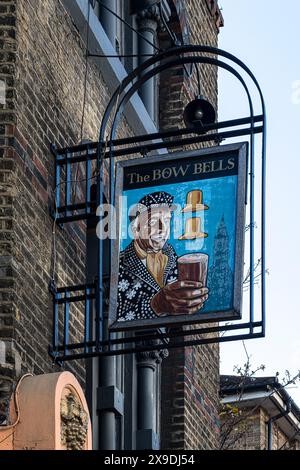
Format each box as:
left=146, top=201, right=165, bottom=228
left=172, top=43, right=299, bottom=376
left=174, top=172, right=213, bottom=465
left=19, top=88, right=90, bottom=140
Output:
left=48, top=45, right=266, bottom=363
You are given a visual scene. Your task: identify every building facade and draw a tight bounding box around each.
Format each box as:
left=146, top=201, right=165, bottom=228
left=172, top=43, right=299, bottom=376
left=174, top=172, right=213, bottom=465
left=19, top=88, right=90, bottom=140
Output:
left=220, top=376, right=300, bottom=450
left=0, top=0, right=223, bottom=450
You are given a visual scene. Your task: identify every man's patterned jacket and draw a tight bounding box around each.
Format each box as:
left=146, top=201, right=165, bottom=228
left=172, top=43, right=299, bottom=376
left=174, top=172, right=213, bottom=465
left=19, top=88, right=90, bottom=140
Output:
left=117, top=241, right=178, bottom=322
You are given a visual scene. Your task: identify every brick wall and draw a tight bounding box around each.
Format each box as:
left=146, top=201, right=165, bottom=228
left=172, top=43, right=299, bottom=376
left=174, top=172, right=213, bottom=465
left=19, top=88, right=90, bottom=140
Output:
left=220, top=407, right=300, bottom=450
left=159, top=0, right=219, bottom=135
left=0, top=0, right=222, bottom=449
left=0, top=0, right=115, bottom=421
left=220, top=409, right=262, bottom=450
left=0, top=0, right=18, bottom=424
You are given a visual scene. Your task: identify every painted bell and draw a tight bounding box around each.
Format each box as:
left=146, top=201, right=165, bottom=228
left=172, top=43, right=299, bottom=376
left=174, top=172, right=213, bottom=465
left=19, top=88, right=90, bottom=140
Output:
left=182, top=190, right=209, bottom=213
left=179, top=217, right=208, bottom=240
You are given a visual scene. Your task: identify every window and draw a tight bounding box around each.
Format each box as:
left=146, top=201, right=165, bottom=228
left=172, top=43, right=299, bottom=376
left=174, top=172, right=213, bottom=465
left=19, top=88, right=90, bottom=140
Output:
left=92, top=1, right=137, bottom=72
left=90, top=0, right=163, bottom=123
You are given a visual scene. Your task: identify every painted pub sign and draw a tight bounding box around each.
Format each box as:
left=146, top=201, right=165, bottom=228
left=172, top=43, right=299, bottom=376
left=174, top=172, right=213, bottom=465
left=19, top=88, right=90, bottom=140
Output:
left=109, top=143, right=248, bottom=331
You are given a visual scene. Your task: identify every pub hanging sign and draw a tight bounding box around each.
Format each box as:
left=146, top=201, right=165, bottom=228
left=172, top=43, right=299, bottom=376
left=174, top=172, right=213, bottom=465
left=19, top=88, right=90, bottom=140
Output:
left=108, top=142, right=248, bottom=331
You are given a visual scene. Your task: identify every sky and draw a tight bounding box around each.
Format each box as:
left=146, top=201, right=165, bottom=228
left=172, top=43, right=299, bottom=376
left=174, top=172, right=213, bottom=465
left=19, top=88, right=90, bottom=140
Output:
left=218, top=1, right=300, bottom=403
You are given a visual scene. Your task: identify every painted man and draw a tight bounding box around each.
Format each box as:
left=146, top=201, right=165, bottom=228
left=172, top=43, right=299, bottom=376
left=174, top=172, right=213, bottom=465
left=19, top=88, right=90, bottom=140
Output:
left=117, top=191, right=208, bottom=322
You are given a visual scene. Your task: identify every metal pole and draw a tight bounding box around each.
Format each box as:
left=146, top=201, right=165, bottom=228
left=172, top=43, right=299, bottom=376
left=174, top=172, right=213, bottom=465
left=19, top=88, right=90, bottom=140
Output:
left=136, top=346, right=167, bottom=450
left=267, top=419, right=273, bottom=451
left=137, top=359, right=155, bottom=430
left=86, top=182, right=118, bottom=450
left=136, top=9, right=158, bottom=120
left=85, top=205, right=99, bottom=449
left=99, top=355, right=117, bottom=450
left=100, top=0, right=117, bottom=46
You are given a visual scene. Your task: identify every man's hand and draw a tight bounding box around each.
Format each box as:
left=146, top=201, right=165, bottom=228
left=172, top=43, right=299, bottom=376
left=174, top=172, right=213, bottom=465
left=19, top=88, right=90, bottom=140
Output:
left=151, top=280, right=209, bottom=316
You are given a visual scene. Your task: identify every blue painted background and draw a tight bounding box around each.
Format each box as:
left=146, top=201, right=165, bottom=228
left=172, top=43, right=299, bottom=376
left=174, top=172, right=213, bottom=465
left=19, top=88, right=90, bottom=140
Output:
left=120, top=175, right=238, bottom=313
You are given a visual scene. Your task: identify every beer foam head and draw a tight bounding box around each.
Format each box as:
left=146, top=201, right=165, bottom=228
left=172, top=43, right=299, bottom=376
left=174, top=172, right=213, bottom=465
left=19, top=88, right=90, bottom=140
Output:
left=178, top=253, right=208, bottom=264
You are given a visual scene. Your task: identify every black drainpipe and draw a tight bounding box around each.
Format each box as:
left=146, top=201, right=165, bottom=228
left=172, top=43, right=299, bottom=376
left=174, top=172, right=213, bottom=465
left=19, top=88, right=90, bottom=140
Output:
left=267, top=400, right=291, bottom=450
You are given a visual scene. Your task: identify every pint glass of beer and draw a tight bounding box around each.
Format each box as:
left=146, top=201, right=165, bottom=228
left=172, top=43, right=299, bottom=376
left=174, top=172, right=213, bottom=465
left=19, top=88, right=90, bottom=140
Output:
left=177, top=253, right=209, bottom=287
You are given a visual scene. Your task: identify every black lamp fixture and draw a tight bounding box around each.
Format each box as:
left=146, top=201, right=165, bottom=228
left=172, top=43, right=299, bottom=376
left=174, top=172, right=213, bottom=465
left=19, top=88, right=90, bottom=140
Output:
left=183, top=95, right=216, bottom=132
